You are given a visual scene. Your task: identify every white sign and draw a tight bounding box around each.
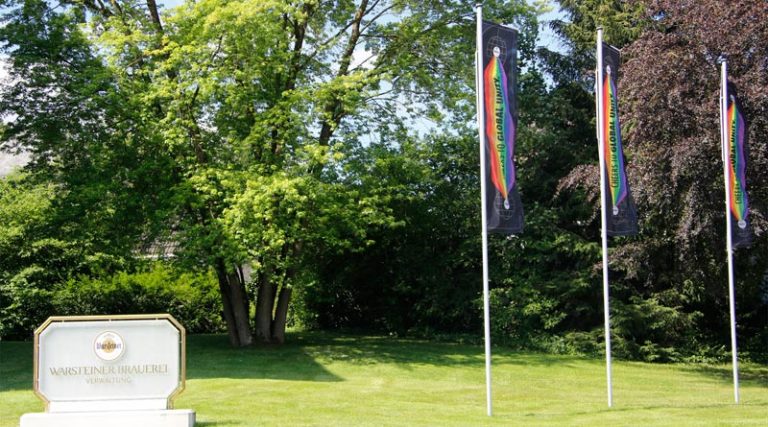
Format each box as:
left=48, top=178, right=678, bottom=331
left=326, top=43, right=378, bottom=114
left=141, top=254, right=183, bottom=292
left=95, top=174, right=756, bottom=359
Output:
left=34, top=315, right=186, bottom=413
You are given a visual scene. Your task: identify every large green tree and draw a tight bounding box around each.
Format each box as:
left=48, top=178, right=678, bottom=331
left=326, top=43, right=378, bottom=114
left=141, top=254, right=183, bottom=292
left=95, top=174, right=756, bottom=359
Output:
left=0, top=0, right=541, bottom=345
left=307, top=9, right=606, bottom=348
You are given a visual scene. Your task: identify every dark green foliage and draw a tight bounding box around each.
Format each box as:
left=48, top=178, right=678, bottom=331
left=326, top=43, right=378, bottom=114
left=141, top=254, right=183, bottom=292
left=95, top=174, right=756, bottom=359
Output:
left=307, top=65, right=603, bottom=348
left=0, top=175, right=222, bottom=339
left=610, top=295, right=701, bottom=362
left=305, top=133, right=483, bottom=334
left=0, top=267, right=55, bottom=341
left=0, top=260, right=224, bottom=340
left=0, top=174, right=126, bottom=338
left=53, top=264, right=224, bottom=334
left=487, top=204, right=600, bottom=347
left=550, top=0, right=646, bottom=51
left=482, top=65, right=605, bottom=350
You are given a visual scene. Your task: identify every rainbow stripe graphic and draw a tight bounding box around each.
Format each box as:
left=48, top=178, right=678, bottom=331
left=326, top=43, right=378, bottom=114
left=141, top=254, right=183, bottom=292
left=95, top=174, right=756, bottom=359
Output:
left=484, top=54, right=515, bottom=205
left=727, top=97, right=749, bottom=225
left=602, top=72, right=628, bottom=211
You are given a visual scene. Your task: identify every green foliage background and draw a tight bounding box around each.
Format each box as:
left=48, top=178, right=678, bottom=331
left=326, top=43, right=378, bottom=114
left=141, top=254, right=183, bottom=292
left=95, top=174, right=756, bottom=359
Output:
left=0, top=0, right=766, bottom=362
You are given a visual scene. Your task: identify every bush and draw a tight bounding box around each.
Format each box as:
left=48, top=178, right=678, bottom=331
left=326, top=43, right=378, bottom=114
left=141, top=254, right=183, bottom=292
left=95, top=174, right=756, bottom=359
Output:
left=0, top=266, right=57, bottom=340
left=52, top=264, right=225, bottom=334
left=610, top=294, right=701, bottom=362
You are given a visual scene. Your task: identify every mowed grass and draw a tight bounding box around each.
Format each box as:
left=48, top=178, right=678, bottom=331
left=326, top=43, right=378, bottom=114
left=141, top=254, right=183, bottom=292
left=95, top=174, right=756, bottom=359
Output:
left=1, top=332, right=767, bottom=426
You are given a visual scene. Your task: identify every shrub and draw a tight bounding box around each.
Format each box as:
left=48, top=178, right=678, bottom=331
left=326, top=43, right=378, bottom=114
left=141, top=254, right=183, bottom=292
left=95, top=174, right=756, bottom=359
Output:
left=0, top=266, right=56, bottom=340
left=52, top=264, right=225, bottom=334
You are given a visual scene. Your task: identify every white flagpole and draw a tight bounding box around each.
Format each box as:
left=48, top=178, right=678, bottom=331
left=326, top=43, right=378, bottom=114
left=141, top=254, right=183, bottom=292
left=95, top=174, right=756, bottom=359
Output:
left=475, top=4, right=493, bottom=417
left=719, top=60, right=740, bottom=404
left=595, top=28, right=613, bottom=408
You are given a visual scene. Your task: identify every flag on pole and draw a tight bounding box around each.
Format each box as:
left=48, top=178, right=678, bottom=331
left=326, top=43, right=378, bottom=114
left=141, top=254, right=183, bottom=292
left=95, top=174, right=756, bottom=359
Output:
left=481, top=21, right=523, bottom=234
left=725, top=82, right=752, bottom=248
left=599, top=43, right=637, bottom=236
left=719, top=61, right=743, bottom=404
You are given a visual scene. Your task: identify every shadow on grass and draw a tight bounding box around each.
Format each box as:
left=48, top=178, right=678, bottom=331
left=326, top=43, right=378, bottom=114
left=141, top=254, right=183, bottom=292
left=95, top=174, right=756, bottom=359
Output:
left=677, top=363, right=768, bottom=388
left=251, top=331, right=768, bottom=388
left=0, top=332, right=601, bottom=392
left=185, top=331, right=588, bottom=382
left=273, top=330, right=588, bottom=369
left=0, top=333, right=347, bottom=392
left=0, top=341, right=34, bottom=392
left=186, top=334, right=342, bottom=382
left=194, top=421, right=240, bottom=426
left=545, top=400, right=768, bottom=419
left=7, top=331, right=763, bottom=392
left=0, top=331, right=587, bottom=394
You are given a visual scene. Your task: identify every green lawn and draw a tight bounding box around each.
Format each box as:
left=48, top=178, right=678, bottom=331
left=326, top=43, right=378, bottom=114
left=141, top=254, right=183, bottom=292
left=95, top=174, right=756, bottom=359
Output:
left=2, top=332, right=767, bottom=426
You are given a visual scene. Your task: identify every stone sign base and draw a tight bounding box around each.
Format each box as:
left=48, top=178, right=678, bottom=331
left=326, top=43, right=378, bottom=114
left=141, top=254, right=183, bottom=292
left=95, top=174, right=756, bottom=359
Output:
left=20, top=409, right=195, bottom=427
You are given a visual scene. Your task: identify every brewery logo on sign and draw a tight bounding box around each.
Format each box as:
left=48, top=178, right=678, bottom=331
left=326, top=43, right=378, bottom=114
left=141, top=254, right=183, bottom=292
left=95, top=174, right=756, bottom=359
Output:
left=93, top=331, right=125, bottom=361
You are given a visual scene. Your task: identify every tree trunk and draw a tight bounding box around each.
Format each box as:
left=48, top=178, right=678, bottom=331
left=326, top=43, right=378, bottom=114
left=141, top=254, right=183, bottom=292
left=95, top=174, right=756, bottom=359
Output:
left=227, top=270, right=253, bottom=346
left=215, top=266, right=239, bottom=347
left=255, top=280, right=276, bottom=343
left=215, top=260, right=253, bottom=347
left=271, top=286, right=293, bottom=344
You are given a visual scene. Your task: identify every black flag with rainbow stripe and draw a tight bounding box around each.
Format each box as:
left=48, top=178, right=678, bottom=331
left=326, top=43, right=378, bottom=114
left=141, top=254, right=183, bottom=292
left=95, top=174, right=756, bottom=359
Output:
left=725, top=82, right=752, bottom=248
left=481, top=21, right=523, bottom=234
left=600, top=43, right=637, bottom=236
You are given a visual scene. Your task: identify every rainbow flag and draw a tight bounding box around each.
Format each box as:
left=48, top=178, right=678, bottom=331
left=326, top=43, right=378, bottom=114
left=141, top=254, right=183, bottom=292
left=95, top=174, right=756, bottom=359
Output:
left=484, top=54, right=515, bottom=202
left=725, top=82, right=751, bottom=248
left=480, top=21, right=523, bottom=234
left=600, top=43, right=637, bottom=236
left=602, top=67, right=628, bottom=210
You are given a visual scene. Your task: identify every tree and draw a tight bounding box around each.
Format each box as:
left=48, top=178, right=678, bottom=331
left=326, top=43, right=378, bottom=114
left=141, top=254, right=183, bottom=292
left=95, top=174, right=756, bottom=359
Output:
left=306, top=17, right=606, bottom=348
left=1, top=0, right=542, bottom=345
left=0, top=173, right=58, bottom=338
left=555, top=0, right=768, bottom=359
left=550, top=0, right=645, bottom=52
left=0, top=172, right=127, bottom=338
left=618, top=0, right=768, bottom=357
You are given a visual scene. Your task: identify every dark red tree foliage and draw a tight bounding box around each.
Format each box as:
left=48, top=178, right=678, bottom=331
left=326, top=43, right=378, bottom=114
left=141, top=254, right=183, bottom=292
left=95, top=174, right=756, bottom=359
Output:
left=622, top=0, right=767, bottom=347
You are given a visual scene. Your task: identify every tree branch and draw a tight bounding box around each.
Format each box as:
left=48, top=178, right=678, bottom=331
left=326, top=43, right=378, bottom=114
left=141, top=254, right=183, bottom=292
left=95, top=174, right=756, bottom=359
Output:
left=146, top=0, right=164, bottom=33
left=316, top=0, right=370, bottom=152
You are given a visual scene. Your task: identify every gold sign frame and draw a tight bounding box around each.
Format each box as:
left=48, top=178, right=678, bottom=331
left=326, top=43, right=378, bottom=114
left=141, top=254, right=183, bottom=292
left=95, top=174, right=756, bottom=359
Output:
left=33, top=314, right=187, bottom=410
